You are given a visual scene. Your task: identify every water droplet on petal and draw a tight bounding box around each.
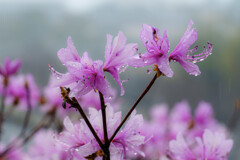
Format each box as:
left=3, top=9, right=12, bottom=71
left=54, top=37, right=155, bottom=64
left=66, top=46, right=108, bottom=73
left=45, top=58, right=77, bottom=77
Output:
left=192, top=60, right=197, bottom=64
left=194, top=74, right=198, bottom=76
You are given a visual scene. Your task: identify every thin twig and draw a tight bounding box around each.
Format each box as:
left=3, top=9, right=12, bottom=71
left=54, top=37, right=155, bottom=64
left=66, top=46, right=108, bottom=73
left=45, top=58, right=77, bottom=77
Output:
left=0, top=109, right=56, bottom=158
left=19, top=81, right=32, bottom=137
left=99, top=92, right=108, bottom=144
left=72, top=97, right=104, bottom=148
left=109, top=73, right=158, bottom=143
left=60, top=87, right=104, bottom=148
left=99, top=92, right=110, bottom=160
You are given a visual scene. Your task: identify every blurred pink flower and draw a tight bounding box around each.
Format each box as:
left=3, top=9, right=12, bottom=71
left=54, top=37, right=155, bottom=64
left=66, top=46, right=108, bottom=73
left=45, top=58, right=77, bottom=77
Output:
left=0, top=143, right=24, bottom=160
left=26, top=130, right=68, bottom=160
left=6, top=74, right=40, bottom=111
left=169, top=129, right=233, bottom=160
left=0, top=57, right=21, bottom=77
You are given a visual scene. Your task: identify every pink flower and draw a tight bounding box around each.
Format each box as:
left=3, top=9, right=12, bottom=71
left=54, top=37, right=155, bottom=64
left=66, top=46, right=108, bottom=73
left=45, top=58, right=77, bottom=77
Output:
left=0, top=143, right=24, bottom=160
left=169, top=20, right=213, bottom=76
left=197, top=129, right=233, bottom=160
left=6, top=74, right=40, bottom=111
left=129, top=24, right=173, bottom=77
left=103, top=32, right=138, bottom=95
left=50, top=37, right=111, bottom=98
left=77, top=87, right=120, bottom=110
left=169, top=101, right=192, bottom=139
left=57, top=36, right=81, bottom=65
left=169, top=133, right=196, bottom=160
left=169, top=129, right=233, bottom=160
left=41, top=75, right=72, bottom=118
left=26, top=130, right=68, bottom=160
left=0, top=57, right=21, bottom=77
left=56, top=106, right=145, bottom=159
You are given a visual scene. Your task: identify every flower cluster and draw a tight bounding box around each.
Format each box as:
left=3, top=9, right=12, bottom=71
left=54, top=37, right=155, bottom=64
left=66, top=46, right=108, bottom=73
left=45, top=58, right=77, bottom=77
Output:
left=56, top=106, right=145, bottom=159
left=138, top=101, right=233, bottom=160
left=0, top=20, right=234, bottom=160
left=50, top=20, right=213, bottom=100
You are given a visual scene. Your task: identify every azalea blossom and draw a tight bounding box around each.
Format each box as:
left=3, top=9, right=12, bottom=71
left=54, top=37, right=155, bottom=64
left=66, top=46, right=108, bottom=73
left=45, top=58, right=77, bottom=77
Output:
left=26, top=130, right=68, bottom=160
left=103, top=32, right=138, bottom=95
left=138, top=101, right=231, bottom=159
left=5, top=74, right=40, bottom=111
left=40, top=75, right=71, bottom=118
left=77, top=88, right=120, bottom=110
left=0, top=57, right=21, bottom=77
left=57, top=36, right=81, bottom=65
left=169, top=20, right=213, bottom=76
left=50, top=37, right=111, bottom=98
left=169, top=129, right=233, bottom=160
left=56, top=106, right=145, bottom=160
left=129, top=24, right=173, bottom=77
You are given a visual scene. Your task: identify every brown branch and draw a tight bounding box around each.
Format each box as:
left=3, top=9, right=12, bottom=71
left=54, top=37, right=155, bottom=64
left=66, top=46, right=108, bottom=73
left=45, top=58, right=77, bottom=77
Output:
left=99, top=92, right=108, bottom=144
left=60, top=87, right=104, bottom=148
left=99, top=92, right=110, bottom=160
left=109, top=73, right=158, bottom=143
left=71, top=97, right=104, bottom=148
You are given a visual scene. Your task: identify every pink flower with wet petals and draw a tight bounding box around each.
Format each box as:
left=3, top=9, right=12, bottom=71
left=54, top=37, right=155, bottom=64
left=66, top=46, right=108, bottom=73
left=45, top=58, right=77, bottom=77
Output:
left=56, top=106, right=145, bottom=159
left=50, top=37, right=111, bottom=98
left=129, top=24, right=173, bottom=77
left=103, top=32, right=138, bottom=95
left=169, top=20, right=213, bottom=76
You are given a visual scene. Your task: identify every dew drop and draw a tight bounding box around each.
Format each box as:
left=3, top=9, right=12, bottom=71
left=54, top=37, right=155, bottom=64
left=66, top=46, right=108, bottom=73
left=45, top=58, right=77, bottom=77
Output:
left=134, top=152, right=137, bottom=156
left=192, top=60, right=197, bottom=64
left=194, top=74, right=198, bottom=76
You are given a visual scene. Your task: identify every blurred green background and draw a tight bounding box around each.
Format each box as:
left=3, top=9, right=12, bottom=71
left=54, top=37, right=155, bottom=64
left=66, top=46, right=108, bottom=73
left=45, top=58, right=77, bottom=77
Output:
left=0, top=0, right=239, bottom=159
